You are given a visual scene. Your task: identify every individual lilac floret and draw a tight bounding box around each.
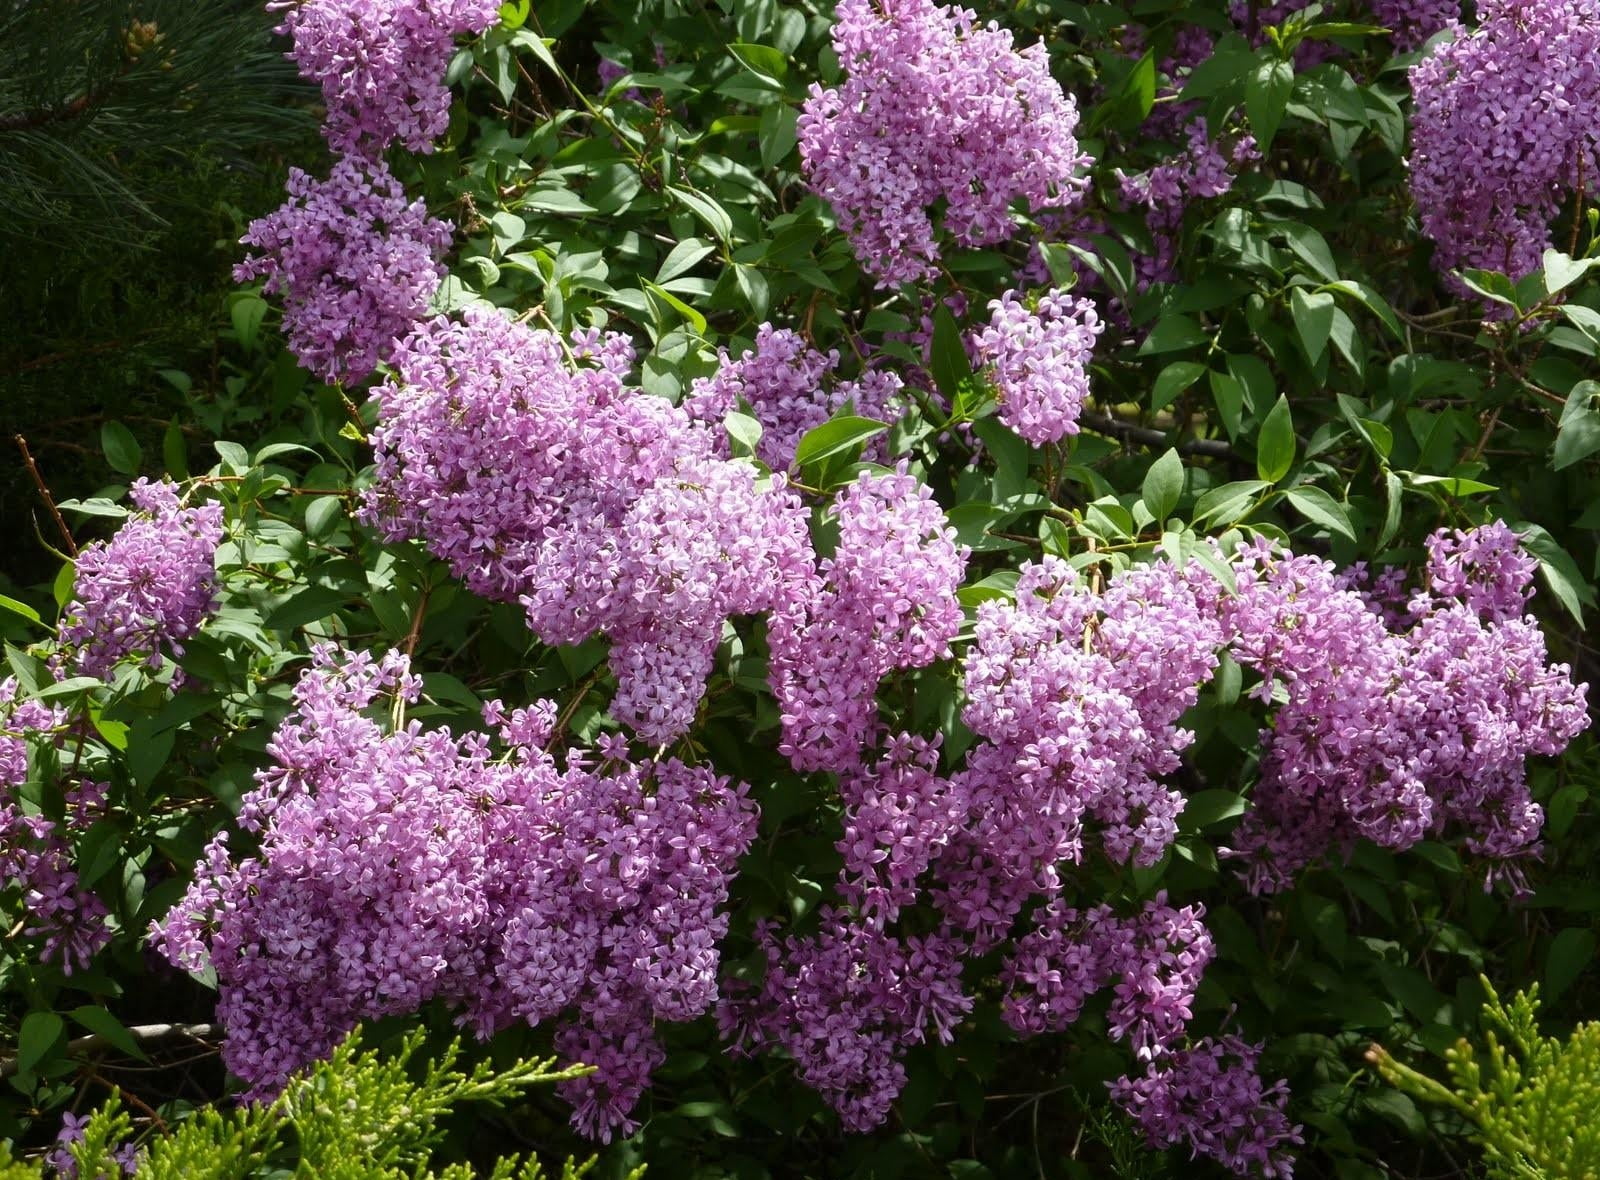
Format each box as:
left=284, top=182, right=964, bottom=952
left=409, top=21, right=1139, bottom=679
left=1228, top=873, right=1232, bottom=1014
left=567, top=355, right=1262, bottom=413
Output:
left=150, top=646, right=758, bottom=1141
left=1111, top=1035, right=1302, bottom=1179
left=971, top=287, right=1103, bottom=444
left=272, top=0, right=502, bottom=155
left=799, top=0, right=1092, bottom=287
left=58, top=479, right=223, bottom=680
left=46, top=1110, right=139, bottom=1177
left=0, top=685, right=112, bottom=974
left=235, top=156, right=451, bottom=384
left=683, top=324, right=905, bottom=468
left=1408, top=0, right=1600, bottom=291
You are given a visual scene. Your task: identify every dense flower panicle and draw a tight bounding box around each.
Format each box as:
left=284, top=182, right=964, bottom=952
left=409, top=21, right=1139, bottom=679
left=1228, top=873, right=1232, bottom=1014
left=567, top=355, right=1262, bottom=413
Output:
left=768, top=467, right=967, bottom=771
left=59, top=479, right=224, bottom=680
left=150, top=647, right=758, bottom=1139
left=1408, top=0, right=1600, bottom=288
left=0, top=684, right=111, bottom=973
left=1112, top=1035, right=1303, bottom=1178
left=720, top=914, right=971, bottom=1131
left=683, top=324, right=905, bottom=468
left=971, top=288, right=1103, bottom=444
left=1220, top=528, right=1589, bottom=891
left=361, top=309, right=814, bottom=742
left=799, top=0, right=1092, bottom=286
left=1118, top=119, right=1259, bottom=287
left=235, top=157, right=451, bottom=384
left=273, top=0, right=501, bottom=154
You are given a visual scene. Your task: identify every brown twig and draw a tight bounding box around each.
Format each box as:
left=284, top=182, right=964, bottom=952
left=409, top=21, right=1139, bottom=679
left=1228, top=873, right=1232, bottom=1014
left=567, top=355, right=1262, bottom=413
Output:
left=14, top=434, right=79, bottom=556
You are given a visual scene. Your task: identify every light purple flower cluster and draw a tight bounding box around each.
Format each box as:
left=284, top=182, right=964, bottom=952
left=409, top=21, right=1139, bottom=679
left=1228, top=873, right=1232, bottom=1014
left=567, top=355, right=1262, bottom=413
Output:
left=271, top=0, right=501, bottom=155
left=0, top=684, right=111, bottom=974
left=150, top=646, right=758, bottom=1140
left=58, top=479, right=223, bottom=681
left=768, top=467, right=968, bottom=772
left=970, top=287, right=1103, bottom=444
left=361, top=308, right=814, bottom=743
left=1409, top=0, right=1600, bottom=287
left=1112, top=1035, right=1302, bottom=1178
left=235, top=157, right=451, bottom=384
left=683, top=324, right=905, bottom=469
left=798, top=0, right=1092, bottom=286
left=1220, top=526, right=1589, bottom=891
left=1118, top=119, right=1259, bottom=287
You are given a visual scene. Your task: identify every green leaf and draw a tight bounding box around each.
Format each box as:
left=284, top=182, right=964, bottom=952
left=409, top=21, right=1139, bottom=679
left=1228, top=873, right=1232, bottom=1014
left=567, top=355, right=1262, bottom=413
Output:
left=1141, top=448, right=1184, bottom=523
left=101, top=422, right=141, bottom=476
left=726, top=411, right=763, bottom=458
left=1256, top=395, right=1296, bottom=483
left=1194, top=479, right=1270, bottom=527
left=36, top=676, right=104, bottom=701
left=68, top=1007, right=149, bottom=1063
left=1555, top=380, right=1600, bottom=470
left=758, top=102, right=799, bottom=169
left=727, top=42, right=787, bottom=87
left=1289, top=288, right=1336, bottom=365
left=1139, top=314, right=1208, bottom=355
left=1542, top=248, right=1600, bottom=295
left=642, top=280, right=708, bottom=335
left=1245, top=59, right=1295, bottom=152
left=17, top=1011, right=64, bottom=1075
left=668, top=187, right=732, bottom=245
left=656, top=238, right=714, bottom=284
left=1182, top=789, right=1247, bottom=829
left=1518, top=523, right=1594, bottom=627
left=1283, top=485, right=1355, bottom=540
left=1320, top=279, right=1403, bottom=340
left=1378, top=469, right=1403, bottom=548
left=793, top=416, right=889, bottom=471
left=0, top=594, right=41, bottom=625
left=230, top=295, right=268, bottom=352
left=930, top=305, right=976, bottom=409
left=1544, top=928, right=1596, bottom=1002
left=1151, top=361, right=1207, bottom=412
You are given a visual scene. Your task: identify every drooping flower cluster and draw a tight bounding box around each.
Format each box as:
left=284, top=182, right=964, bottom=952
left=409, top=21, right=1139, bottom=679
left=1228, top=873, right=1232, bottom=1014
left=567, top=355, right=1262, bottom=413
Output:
left=798, top=0, right=1092, bottom=286
left=1409, top=0, right=1600, bottom=287
left=58, top=479, right=223, bottom=680
left=272, top=0, right=502, bottom=155
left=767, top=467, right=967, bottom=772
left=150, top=647, right=758, bottom=1140
left=1220, top=527, right=1589, bottom=892
left=361, top=308, right=814, bottom=742
left=971, top=287, right=1103, bottom=444
left=1119, top=119, right=1259, bottom=287
left=0, top=684, right=111, bottom=974
left=1112, top=1035, right=1302, bottom=1179
left=235, top=157, right=451, bottom=384
left=683, top=324, right=905, bottom=468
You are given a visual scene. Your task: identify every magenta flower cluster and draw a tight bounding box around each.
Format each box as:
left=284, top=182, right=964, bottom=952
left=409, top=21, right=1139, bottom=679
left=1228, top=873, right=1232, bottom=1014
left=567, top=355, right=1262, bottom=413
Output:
left=235, top=157, right=451, bottom=384
left=1409, top=0, right=1600, bottom=286
left=360, top=308, right=815, bottom=743
left=151, top=646, right=758, bottom=1140
left=0, top=685, right=112, bottom=974
left=59, top=478, right=224, bottom=680
left=271, top=0, right=501, bottom=155
left=683, top=324, right=905, bottom=469
left=970, top=287, right=1103, bottom=444
left=1220, top=525, right=1589, bottom=893
left=798, top=0, right=1091, bottom=286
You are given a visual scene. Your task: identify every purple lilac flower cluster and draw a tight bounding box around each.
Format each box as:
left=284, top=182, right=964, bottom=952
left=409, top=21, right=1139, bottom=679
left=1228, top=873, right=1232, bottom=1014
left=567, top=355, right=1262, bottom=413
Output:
left=361, top=308, right=814, bottom=742
left=1221, top=525, right=1589, bottom=892
left=1369, top=0, right=1461, bottom=49
left=235, top=157, right=452, bottom=384
left=271, top=0, right=501, bottom=155
left=0, top=684, right=111, bottom=974
left=970, top=287, right=1103, bottom=444
left=58, top=479, right=224, bottom=680
left=767, top=468, right=968, bottom=772
left=1118, top=119, right=1259, bottom=288
left=798, top=0, right=1091, bottom=287
left=683, top=324, right=905, bottom=469
left=1409, top=0, right=1600, bottom=288
left=1112, top=1035, right=1302, bottom=1178
left=150, top=646, right=758, bottom=1140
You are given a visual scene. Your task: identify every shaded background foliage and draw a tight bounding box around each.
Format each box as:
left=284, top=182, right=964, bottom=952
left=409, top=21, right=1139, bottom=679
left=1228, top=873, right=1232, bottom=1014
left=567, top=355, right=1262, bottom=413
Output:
left=3, top=0, right=1600, bottom=1178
